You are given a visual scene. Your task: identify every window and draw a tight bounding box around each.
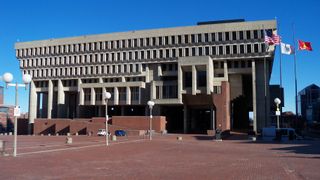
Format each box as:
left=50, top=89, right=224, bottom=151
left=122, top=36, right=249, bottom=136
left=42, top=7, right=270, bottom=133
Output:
left=131, top=87, right=139, bottom=101
left=226, top=46, right=230, bottom=54
left=198, top=34, right=202, bottom=43
left=219, top=46, right=223, bottom=55
left=211, top=33, right=216, bottom=41
left=218, top=32, right=223, bottom=41
left=197, top=71, right=206, bottom=87
left=240, top=45, right=244, bottom=54
left=225, top=32, right=230, bottom=41
left=239, top=31, right=244, bottom=40
left=171, top=36, right=176, bottom=44
left=191, top=34, right=195, bottom=43
left=213, top=86, right=221, bottom=94
left=233, top=45, right=237, bottom=54
left=247, top=44, right=252, bottom=53
left=246, top=31, right=251, bottom=39
left=253, top=30, right=258, bottom=39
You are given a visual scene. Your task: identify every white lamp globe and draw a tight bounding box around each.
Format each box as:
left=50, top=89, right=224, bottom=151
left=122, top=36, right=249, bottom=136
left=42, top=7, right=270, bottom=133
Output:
left=147, top=100, right=155, bottom=108
left=274, top=98, right=281, bottom=105
left=3, top=72, right=13, bottom=83
left=104, top=92, right=112, bottom=99
left=22, top=74, right=32, bottom=84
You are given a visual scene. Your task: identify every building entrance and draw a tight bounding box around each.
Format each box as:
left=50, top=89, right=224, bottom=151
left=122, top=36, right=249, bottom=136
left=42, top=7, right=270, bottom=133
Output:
left=188, top=107, right=212, bottom=134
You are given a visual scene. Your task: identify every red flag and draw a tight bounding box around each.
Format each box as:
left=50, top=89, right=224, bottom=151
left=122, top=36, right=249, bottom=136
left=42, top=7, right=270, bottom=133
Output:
left=298, top=40, right=312, bottom=51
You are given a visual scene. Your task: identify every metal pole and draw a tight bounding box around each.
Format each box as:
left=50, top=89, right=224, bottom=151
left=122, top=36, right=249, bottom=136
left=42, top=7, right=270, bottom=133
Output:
left=149, top=107, right=152, bottom=140
left=292, top=23, right=298, bottom=118
left=105, top=99, right=109, bottom=146
left=276, top=104, right=280, bottom=129
left=13, top=83, right=18, bottom=157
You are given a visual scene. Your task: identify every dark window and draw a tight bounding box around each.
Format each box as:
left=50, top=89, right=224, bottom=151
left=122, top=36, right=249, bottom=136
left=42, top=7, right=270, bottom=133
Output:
left=205, top=46, right=209, bottom=55
left=184, top=35, right=189, bottom=43
left=199, top=47, right=203, bottom=56
left=239, top=31, right=244, bottom=40
left=211, top=33, right=216, bottom=41
left=197, top=71, right=206, bottom=87
left=232, top=31, right=237, bottom=40
left=219, top=46, right=223, bottom=55
left=184, top=71, right=192, bottom=88
left=192, top=48, right=196, bottom=56
left=233, top=45, right=237, bottom=54
left=247, top=44, right=252, bottom=53
left=225, top=32, right=230, bottom=41
left=171, top=36, right=176, bottom=44
left=246, top=31, right=251, bottom=39
left=198, top=34, right=202, bottom=43
left=185, top=48, right=189, bottom=56
left=240, top=45, right=244, bottom=54
left=159, top=37, right=163, bottom=46
left=172, top=49, right=176, bottom=57
left=178, top=35, right=182, bottom=44
left=234, top=61, right=239, bottom=68
left=218, top=32, right=223, bottom=41
left=212, top=46, right=216, bottom=55
left=165, top=36, right=169, bottom=45
left=205, top=33, right=209, bottom=42
left=254, top=44, right=259, bottom=52
left=253, top=30, right=258, bottom=39
left=191, top=34, right=195, bottom=43
left=241, top=61, right=246, bottom=68
left=226, top=46, right=230, bottom=54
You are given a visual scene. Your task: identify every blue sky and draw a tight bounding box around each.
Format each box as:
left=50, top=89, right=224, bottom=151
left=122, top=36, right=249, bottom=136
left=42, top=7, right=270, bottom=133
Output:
left=0, top=0, right=319, bottom=113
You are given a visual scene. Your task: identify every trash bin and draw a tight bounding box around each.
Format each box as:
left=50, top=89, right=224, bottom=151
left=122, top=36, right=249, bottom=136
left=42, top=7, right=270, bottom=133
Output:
left=215, top=129, right=222, bottom=140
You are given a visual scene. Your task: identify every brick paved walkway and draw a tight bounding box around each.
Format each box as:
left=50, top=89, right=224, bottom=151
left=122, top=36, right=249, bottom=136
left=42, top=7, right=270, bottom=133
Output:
left=0, top=134, right=319, bottom=180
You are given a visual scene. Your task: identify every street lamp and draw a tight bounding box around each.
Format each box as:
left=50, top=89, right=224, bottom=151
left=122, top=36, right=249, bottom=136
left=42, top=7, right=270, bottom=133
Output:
left=104, top=91, right=111, bottom=146
left=274, top=98, right=281, bottom=129
left=147, top=100, right=155, bottom=140
left=2, top=72, right=32, bottom=157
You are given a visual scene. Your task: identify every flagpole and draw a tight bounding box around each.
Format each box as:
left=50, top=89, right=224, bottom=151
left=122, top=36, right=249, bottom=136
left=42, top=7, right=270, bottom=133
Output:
left=263, top=25, right=268, bottom=128
left=277, top=18, right=283, bottom=127
left=292, top=23, right=298, bottom=118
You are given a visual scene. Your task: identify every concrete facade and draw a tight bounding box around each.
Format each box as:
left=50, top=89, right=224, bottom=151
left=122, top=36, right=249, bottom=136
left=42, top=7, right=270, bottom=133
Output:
left=15, top=19, right=276, bottom=134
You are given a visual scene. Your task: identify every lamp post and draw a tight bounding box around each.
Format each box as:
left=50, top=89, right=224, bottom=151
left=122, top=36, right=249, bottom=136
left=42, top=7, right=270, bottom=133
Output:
left=104, top=91, right=111, bottom=146
left=274, top=98, right=281, bottom=129
left=147, top=100, right=155, bottom=140
left=2, top=72, right=32, bottom=157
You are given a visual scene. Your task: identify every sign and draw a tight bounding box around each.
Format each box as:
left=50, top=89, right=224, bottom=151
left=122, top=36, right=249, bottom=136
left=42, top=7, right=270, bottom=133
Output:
left=14, top=106, right=21, bottom=117
left=275, top=111, right=281, bottom=116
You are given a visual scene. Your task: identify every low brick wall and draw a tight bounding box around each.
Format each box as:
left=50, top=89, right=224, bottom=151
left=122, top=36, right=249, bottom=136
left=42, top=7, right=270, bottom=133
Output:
left=112, top=116, right=167, bottom=132
left=34, top=116, right=166, bottom=136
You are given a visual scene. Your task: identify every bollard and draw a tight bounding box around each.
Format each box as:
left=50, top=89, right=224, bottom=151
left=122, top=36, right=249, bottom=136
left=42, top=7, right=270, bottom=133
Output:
left=9, top=132, right=12, bottom=136
left=48, top=133, right=51, bottom=136
left=112, top=135, right=117, bottom=141
left=56, top=133, right=59, bottom=136
left=66, top=137, right=72, bottom=144
left=177, top=136, right=183, bottom=141
left=75, top=132, right=79, bottom=136
left=67, top=133, right=71, bottom=136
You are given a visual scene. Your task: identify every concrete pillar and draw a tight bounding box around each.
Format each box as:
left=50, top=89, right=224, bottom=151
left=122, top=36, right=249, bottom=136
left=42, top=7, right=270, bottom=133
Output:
left=207, top=59, right=214, bottom=94
left=145, top=65, right=150, bottom=83
left=178, top=65, right=183, bottom=103
left=90, top=88, right=95, bottom=105
left=57, top=79, right=65, bottom=117
left=126, top=86, right=131, bottom=105
left=114, top=87, right=119, bottom=105
left=211, top=107, right=215, bottom=131
left=183, top=105, right=188, bottom=133
left=28, top=80, right=37, bottom=134
left=192, top=65, right=197, bottom=95
left=252, top=60, right=257, bottom=133
left=47, top=80, right=53, bottom=119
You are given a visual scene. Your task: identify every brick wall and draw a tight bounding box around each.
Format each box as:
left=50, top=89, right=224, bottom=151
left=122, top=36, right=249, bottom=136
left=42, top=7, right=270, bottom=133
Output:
left=34, top=116, right=167, bottom=136
left=212, top=81, right=230, bottom=132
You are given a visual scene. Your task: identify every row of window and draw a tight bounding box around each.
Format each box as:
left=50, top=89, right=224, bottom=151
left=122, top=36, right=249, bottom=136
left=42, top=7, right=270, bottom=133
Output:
left=83, top=87, right=140, bottom=104
left=24, top=63, right=148, bottom=79
left=16, top=29, right=269, bottom=58
left=21, top=43, right=267, bottom=68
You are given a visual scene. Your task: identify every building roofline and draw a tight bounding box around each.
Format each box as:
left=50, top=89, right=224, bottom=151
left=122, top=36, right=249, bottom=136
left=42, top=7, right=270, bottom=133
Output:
left=15, top=19, right=276, bottom=49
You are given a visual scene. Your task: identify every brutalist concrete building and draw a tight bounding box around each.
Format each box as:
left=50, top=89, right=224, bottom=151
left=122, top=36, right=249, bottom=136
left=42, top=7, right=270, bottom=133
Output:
left=15, top=19, right=276, bottom=134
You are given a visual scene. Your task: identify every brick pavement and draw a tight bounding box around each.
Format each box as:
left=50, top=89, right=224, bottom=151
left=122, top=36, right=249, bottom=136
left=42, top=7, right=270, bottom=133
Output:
left=0, top=134, right=319, bottom=180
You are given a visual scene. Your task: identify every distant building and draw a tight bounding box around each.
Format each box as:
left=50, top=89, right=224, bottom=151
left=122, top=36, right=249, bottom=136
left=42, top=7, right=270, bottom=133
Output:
left=15, top=19, right=277, bottom=134
left=298, top=84, right=320, bottom=124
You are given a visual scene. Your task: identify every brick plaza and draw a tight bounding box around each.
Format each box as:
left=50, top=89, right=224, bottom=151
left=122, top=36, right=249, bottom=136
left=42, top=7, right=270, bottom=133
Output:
left=0, top=134, right=320, bottom=180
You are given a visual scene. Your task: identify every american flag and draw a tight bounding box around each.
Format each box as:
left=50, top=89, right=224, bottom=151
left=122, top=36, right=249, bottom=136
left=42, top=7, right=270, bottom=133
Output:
left=264, top=29, right=281, bottom=45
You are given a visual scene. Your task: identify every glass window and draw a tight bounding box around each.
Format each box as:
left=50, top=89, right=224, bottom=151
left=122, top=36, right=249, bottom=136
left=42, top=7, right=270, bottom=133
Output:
left=218, top=32, right=223, bottom=41
left=225, top=32, right=230, bottom=41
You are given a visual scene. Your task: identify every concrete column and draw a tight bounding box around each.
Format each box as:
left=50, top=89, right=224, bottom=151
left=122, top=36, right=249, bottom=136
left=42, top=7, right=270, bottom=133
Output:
left=90, top=88, right=95, bottom=105
left=145, top=65, right=150, bottom=83
left=224, top=61, right=229, bottom=80
left=102, top=87, right=106, bottom=105
left=252, top=60, right=257, bottom=133
left=178, top=65, right=183, bottom=102
left=192, top=65, right=197, bottom=95
left=47, top=80, right=53, bottom=119
left=211, top=107, right=215, bottom=131
left=157, top=64, right=162, bottom=76
left=183, top=105, right=188, bottom=133
left=57, top=79, right=65, bottom=117
left=28, top=80, right=37, bottom=134
left=126, top=86, right=131, bottom=105
left=114, top=87, right=119, bottom=105
left=207, top=60, right=213, bottom=94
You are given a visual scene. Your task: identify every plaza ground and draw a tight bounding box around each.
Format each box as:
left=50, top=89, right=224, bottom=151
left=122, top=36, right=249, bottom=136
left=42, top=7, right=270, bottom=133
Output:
left=0, top=134, right=320, bottom=180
